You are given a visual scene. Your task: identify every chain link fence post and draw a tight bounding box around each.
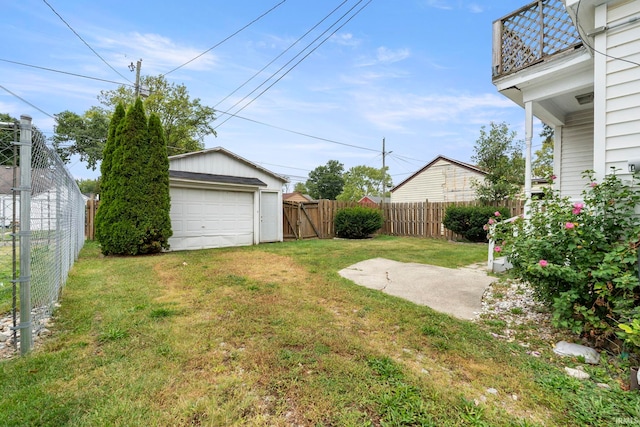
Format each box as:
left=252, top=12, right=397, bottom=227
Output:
left=18, top=115, right=32, bottom=355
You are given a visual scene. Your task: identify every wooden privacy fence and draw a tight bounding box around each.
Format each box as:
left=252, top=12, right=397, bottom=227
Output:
left=284, top=199, right=525, bottom=241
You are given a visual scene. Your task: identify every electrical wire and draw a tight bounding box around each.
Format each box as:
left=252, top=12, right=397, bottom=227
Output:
left=0, top=84, right=55, bottom=119
left=215, top=0, right=372, bottom=130
left=41, top=0, right=134, bottom=83
left=0, top=58, right=133, bottom=87
left=215, top=0, right=350, bottom=108
left=162, top=0, right=288, bottom=77
left=216, top=109, right=379, bottom=152
left=575, top=0, right=640, bottom=67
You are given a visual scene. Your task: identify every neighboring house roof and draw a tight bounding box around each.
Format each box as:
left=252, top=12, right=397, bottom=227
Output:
left=169, top=147, right=288, bottom=183
left=169, top=170, right=267, bottom=187
left=391, top=155, right=486, bottom=193
left=358, top=195, right=390, bottom=204
left=283, top=192, right=314, bottom=202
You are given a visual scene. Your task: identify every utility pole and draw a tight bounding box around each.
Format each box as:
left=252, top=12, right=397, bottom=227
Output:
left=129, top=59, right=142, bottom=98
left=381, top=137, right=392, bottom=203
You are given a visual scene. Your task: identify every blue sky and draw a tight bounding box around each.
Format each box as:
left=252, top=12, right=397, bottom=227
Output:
left=1, top=0, right=539, bottom=188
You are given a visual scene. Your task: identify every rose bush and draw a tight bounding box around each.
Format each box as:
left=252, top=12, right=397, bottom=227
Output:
left=489, top=170, right=640, bottom=349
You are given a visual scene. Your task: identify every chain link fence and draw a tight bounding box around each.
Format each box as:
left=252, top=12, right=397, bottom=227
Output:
left=0, top=115, right=85, bottom=356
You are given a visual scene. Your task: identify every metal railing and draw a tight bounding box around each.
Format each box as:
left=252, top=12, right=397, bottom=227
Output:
left=0, top=116, right=85, bottom=355
left=492, top=0, right=583, bottom=78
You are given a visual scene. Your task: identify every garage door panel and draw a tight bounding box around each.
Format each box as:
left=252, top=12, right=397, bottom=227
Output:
left=169, top=188, right=254, bottom=251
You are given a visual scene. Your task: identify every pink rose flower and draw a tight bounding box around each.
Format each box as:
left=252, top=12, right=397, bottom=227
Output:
left=565, top=222, right=575, bottom=229
left=488, top=218, right=495, bottom=225
left=539, top=260, right=548, bottom=267
left=483, top=224, right=488, bottom=231
left=551, top=175, right=557, bottom=180
left=494, top=246, right=502, bottom=252
left=494, top=211, right=501, bottom=217
left=572, top=202, right=584, bottom=215
left=590, top=182, right=597, bottom=188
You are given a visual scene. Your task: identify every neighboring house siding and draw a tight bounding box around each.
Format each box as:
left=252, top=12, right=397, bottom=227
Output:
left=391, top=159, right=483, bottom=203
left=604, top=0, right=640, bottom=175
left=560, top=110, right=594, bottom=199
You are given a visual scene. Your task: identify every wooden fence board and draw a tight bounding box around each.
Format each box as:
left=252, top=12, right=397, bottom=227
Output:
left=284, top=199, right=525, bottom=241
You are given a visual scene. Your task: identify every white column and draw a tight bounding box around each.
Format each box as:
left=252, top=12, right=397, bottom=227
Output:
left=524, top=101, right=533, bottom=219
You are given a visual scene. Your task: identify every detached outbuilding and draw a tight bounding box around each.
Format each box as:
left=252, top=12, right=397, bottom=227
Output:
left=168, top=147, right=287, bottom=251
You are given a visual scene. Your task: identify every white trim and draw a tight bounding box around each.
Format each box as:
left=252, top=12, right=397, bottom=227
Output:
left=593, top=3, right=608, bottom=181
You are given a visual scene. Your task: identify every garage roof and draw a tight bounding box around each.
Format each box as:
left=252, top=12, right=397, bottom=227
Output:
left=169, top=170, right=267, bottom=187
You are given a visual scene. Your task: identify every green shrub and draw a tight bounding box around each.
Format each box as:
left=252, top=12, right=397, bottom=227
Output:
left=335, top=206, right=383, bottom=239
left=443, top=205, right=510, bottom=242
left=490, top=170, right=640, bottom=349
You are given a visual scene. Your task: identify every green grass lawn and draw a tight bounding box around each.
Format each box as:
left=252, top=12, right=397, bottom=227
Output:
left=0, top=237, right=638, bottom=426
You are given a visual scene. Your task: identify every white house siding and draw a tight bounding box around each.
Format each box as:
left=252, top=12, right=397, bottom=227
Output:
left=560, top=110, right=594, bottom=199
left=391, top=158, right=483, bottom=203
left=602, top=1, right=640, bottom=177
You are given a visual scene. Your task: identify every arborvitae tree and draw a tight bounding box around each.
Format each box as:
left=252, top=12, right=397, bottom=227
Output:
left=141, top=113, right=172, bottom=253
left=96, top=99, right=173, bottom=255
left=95, top=103, right=125, bottom=244
left=100, top=98, right=149, bottom=255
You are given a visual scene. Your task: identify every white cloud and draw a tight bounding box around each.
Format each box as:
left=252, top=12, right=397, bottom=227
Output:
left=330, top=32, right=361, bottom=47
left=424, top=0, right=454, bottom=11
left=353, top=91, right=518, bottom=132
left=468, top=3, right=484, bottom=13
left=376, top=47, right=411, bottom=64
left=94, top=32, right=219, bottom=75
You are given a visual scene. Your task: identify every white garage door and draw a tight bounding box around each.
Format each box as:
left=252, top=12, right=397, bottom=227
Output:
left=169, top=187, right=254, bottom=251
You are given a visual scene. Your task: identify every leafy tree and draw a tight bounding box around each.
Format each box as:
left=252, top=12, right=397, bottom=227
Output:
left=337, top=165, right=392, bottom=201
left=96, top=99, right=171, bottom=255
left=532, top=124, right=554, bottom=179
left=76, top=178, right=100, bottom=194
left=0, top=113, right=18, bottom=165
left=293, top=182, right=308, bottom=194
left=471, top=122, right=524, bottom=203
left=52, top=107, right=109, bottom=170
left=98, top=75, right=216, bottom=156
left=306, top=160, right=345, bottom=200
left=52, top=75, right=216, bottom=169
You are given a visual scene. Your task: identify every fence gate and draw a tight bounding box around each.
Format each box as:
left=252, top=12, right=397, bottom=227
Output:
left=0, top=116, right=85, bottom=356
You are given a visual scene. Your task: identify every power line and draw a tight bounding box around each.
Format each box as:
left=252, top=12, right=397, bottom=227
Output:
left=41, top=0, right=134, bottom=83
left=0, top=84, right=55, bottom=119
left=215, top=0, right=372, bottom=130
left=0, top=58, right=133, bottom=87
left=162, top=0, right=288, bottom=77
left=217, top=109, right=379, bottom=152
left=215, top=0, right=350, bottom=108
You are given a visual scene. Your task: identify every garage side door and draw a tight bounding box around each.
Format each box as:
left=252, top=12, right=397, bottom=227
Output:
left=169, top=188, right=254, bottom=251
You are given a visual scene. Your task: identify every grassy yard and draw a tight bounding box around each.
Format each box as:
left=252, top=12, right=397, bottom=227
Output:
left=0, top=236, right=638, bottom=426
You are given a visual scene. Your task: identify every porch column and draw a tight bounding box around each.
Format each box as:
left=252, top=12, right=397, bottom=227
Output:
left=524, top=101, right=533, bottom=219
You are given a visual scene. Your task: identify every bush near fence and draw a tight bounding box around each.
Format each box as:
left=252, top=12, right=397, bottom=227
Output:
left=284, top=199, right=525, bottom=241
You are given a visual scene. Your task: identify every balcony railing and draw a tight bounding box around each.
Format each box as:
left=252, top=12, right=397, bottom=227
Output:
left=492, top=0, right=582, bottom=79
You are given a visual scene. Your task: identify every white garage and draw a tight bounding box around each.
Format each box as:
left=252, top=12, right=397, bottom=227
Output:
left=168, top=147, right=287, bottom=251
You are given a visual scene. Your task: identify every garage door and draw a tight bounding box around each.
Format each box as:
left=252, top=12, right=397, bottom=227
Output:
left=169, top=187, right=254, bottom=251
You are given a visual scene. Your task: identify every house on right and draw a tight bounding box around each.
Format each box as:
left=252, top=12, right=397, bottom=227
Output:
left=492, top=0, right=640, bottom=201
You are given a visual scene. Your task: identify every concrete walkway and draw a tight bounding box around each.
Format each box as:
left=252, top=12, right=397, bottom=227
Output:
left=338, top=258, right=496, bottom=320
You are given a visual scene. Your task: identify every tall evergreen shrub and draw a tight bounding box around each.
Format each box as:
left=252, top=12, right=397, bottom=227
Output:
left=95, top=103, right=125, bottom=245
left=96, top=98, right=172, bottom=255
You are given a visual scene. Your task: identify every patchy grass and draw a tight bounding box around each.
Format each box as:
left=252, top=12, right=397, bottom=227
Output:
left=0, top=237, right=637, bottom=426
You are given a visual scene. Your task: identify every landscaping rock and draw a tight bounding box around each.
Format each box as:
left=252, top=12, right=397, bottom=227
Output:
left=554, top=341, right=600, bottom=364
left=565, top=366, right=590, bottom=380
